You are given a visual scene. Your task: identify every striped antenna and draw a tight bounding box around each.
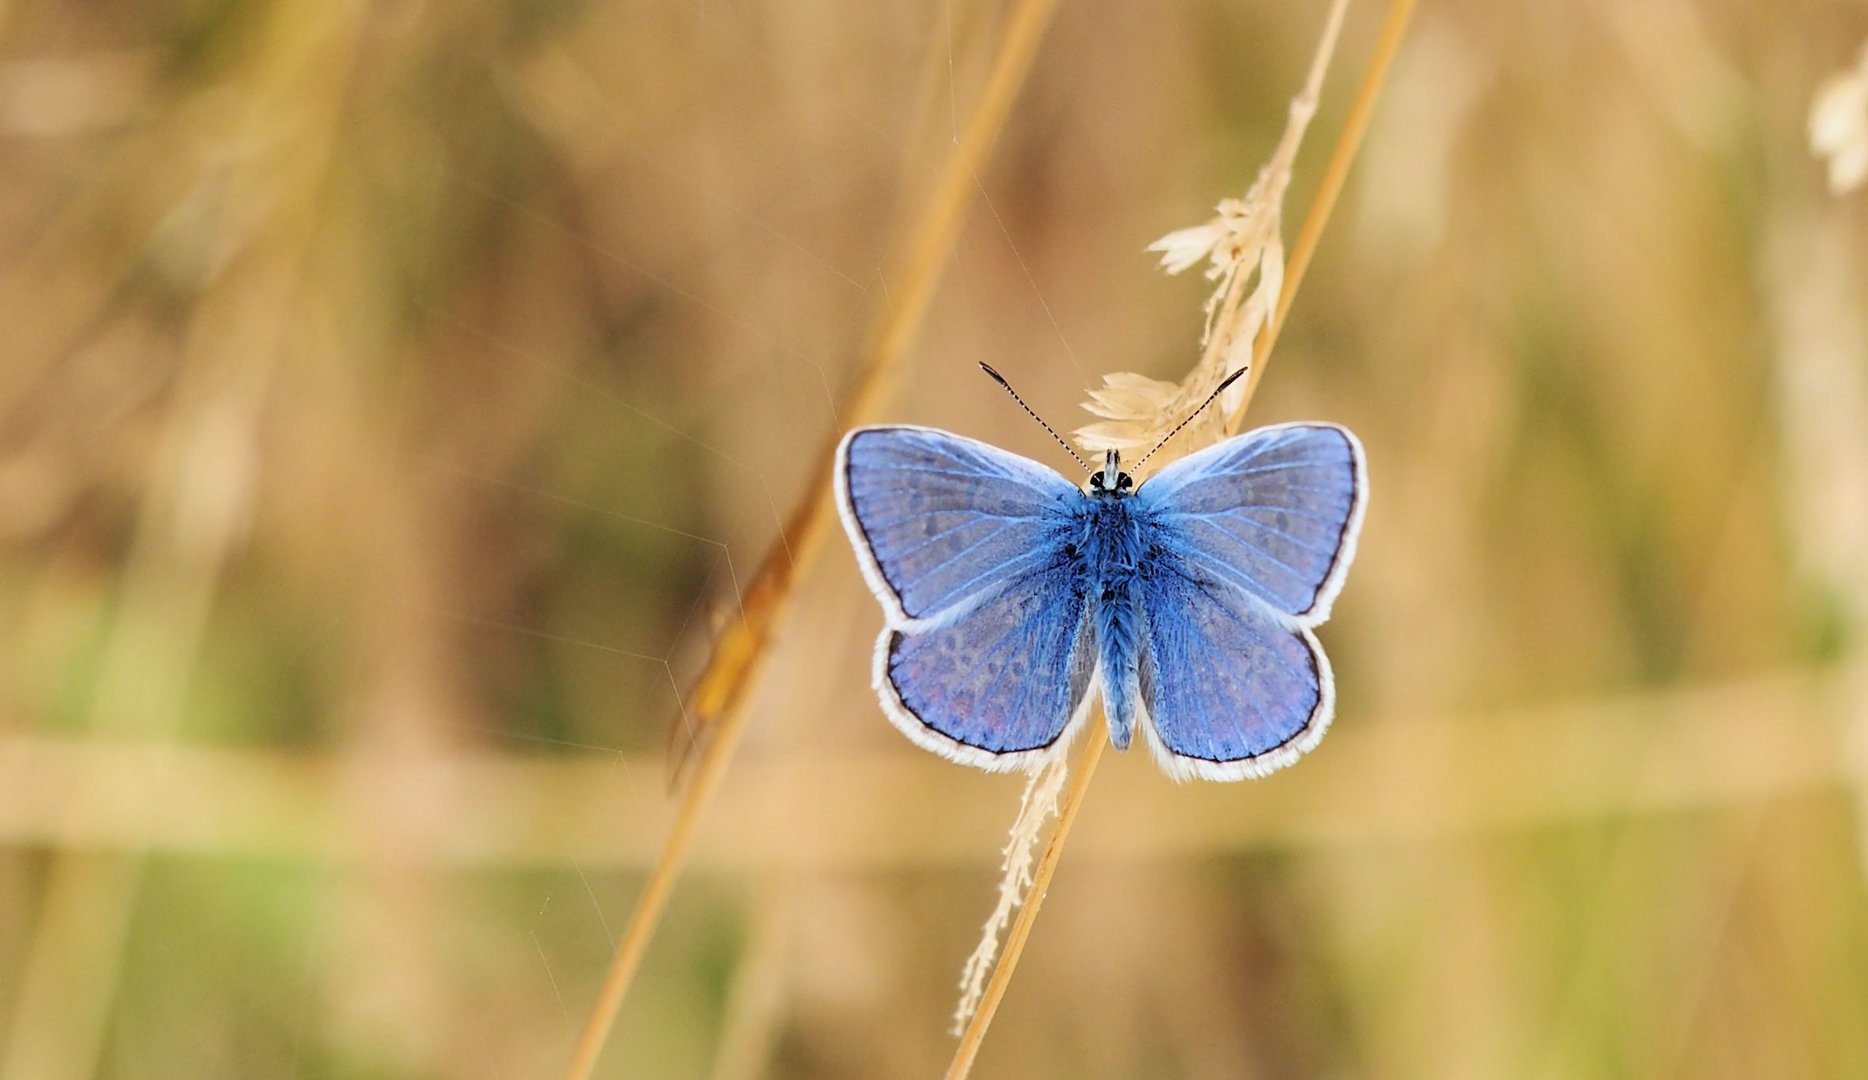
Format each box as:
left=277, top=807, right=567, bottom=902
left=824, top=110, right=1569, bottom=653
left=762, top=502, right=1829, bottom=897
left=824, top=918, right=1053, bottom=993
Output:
left=978, top=363, right=1091, bottom=472
left=1132, top=366, right=1249, bottom=470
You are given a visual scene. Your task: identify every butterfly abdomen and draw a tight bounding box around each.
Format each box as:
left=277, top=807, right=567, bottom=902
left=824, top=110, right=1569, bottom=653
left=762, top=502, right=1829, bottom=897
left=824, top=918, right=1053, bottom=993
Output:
left=1086, top=499, right=1151, bottom=751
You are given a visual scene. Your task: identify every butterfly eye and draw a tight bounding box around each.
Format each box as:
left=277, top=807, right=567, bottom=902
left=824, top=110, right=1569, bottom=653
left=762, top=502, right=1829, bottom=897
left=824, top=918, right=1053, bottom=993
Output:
left=1116, top=473, right=1133, bottom=491
left=1089, top=473, right=1104, bottom=490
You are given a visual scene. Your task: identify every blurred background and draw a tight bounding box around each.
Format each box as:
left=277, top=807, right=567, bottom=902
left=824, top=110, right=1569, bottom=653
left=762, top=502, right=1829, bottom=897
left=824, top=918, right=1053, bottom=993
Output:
left=3, top=0, right=1867, bottom=1077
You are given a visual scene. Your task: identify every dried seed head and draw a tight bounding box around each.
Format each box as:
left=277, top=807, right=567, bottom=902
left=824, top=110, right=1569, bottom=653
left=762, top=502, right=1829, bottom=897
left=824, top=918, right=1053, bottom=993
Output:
left=1074, top=1, right=1344, bottom=471
left=1811, top=41, right=1868, bottom=195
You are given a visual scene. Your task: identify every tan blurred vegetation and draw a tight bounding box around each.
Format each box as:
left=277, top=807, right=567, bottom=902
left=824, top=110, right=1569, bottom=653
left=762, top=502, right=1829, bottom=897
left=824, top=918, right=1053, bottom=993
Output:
left=2, top=0, right=1867, bottom=1077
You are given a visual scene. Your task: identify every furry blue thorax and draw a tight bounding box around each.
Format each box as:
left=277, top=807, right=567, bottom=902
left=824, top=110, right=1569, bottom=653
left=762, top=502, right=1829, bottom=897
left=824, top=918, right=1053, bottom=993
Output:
left=1068, top=473, right=1149, bottom=750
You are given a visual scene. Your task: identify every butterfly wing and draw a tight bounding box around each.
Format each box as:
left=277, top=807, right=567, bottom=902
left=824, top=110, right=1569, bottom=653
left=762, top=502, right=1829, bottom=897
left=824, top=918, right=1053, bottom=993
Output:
left=1130, top=422, right=1366, bottom=781
left=836, top=425, right=1096, bottom=771
left=1130, top=560, right=1335, bottom=781
left=1136, top=422, right=1366, bottom=625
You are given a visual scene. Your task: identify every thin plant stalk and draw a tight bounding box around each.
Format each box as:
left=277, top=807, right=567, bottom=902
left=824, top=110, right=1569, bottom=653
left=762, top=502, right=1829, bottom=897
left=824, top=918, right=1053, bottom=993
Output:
left=945, top=733, right=1107, bottom=1080
left=561, top=2, right=1065, bottom=1076
left=944, top=1, right=1419, bottom=1074
left=1235, top=0, right=1422, bottom=426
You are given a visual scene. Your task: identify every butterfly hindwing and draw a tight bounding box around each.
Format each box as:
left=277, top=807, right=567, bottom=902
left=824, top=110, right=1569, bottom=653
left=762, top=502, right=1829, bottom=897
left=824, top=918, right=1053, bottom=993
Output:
left=1131, top=547, right=1334, bottom=781
left=836, top=426, right=1098, bottom=770
left=1136, top=422, right=1365, bottom=625
left=879, top=574, right=1098, bottom=768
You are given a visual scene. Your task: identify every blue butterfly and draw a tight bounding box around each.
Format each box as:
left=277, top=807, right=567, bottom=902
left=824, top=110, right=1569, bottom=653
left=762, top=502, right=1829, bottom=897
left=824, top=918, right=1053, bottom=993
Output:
left=834, top=379, right=1366, bottom=782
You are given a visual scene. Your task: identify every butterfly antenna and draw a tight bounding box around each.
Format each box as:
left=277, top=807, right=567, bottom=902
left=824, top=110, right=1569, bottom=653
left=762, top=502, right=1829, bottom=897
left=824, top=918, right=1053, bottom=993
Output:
left=1132, top=366, right=1250, bottom=470
left=978, top=363, right=1091, bottom=472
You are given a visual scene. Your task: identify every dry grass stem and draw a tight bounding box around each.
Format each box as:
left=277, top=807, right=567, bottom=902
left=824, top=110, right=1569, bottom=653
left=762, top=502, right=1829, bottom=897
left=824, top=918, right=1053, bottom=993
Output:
left=561, top=2, right=1064, bottom=1076
left=950, top=751, right=1072, bottom=1032
left=946, top=734, right=1108, bottom=1080
left=943, top=1, right=1416, bottom=1073
left=1242, top=0, right=1422, bottom=428
left=1077, top=0, right=1350, bottom=465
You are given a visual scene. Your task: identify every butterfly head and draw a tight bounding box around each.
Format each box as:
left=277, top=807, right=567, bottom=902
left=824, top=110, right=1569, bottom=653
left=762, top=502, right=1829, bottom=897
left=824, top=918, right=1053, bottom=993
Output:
left=1089, top=450, right=1133, bottom=497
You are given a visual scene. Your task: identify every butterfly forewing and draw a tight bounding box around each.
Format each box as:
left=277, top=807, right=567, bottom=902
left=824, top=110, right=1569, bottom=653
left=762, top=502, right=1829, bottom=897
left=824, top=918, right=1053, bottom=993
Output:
left=1136, top=423, right=1365, bottom=624
left=838, top=426, right=1081, bottom=621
